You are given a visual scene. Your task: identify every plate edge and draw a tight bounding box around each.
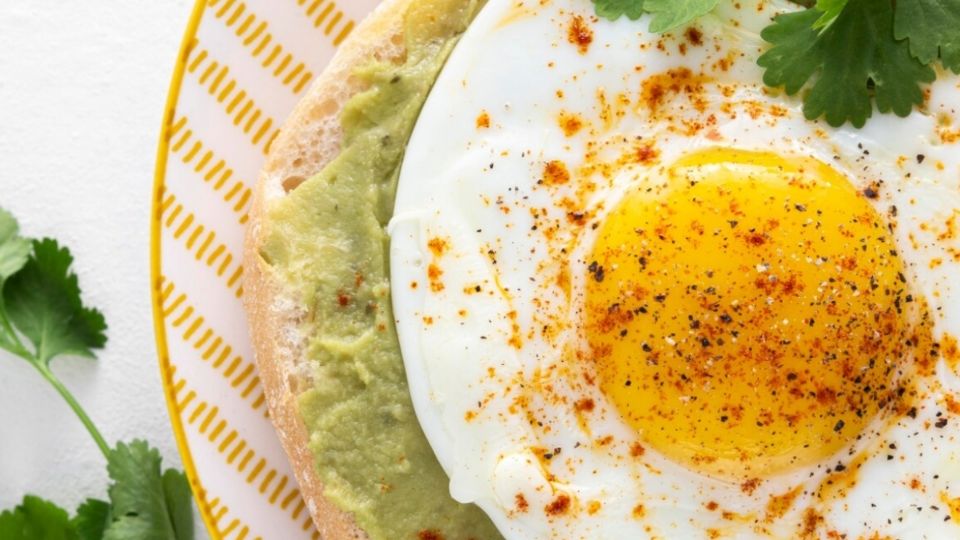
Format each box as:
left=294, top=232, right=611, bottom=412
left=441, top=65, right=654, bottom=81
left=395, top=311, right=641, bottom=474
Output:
left=150, top=1, right=221, bottom=538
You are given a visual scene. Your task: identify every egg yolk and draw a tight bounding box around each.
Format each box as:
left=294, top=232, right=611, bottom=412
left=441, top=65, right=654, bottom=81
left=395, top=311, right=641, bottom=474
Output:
left=585, top=148, right=913, bottom=479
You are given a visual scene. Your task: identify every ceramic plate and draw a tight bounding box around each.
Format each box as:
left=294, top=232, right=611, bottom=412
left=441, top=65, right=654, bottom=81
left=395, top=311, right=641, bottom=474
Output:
left=151, top=0, right=379, bottom=537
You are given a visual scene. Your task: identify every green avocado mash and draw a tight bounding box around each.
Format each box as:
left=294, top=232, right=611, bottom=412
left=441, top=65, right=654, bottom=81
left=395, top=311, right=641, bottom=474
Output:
left=259, top=1, right=501, bottom=538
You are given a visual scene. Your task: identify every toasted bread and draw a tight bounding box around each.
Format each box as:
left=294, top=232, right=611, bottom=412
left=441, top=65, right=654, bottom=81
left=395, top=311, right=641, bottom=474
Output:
left=243, top=1, right=416, bottom=537
left=243, top=0, right=482, bottom=537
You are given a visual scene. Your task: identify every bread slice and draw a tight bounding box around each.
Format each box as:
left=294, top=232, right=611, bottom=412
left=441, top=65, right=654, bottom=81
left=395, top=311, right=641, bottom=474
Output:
left=243, top=1, right=468, bottom=538
left=243, top=1, right=418, bottom=538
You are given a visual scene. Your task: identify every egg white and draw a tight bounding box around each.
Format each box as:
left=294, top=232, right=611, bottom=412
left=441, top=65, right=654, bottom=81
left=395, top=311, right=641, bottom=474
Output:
left=390, top=0, right=960, bottom=538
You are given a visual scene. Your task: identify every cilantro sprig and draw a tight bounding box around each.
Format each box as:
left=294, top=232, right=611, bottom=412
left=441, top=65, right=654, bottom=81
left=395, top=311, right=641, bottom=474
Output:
left=758, top=0, right=942, bottom=127
left=0, top=208, right=194, bottom=540
left=591, top=0, right=960, bottom=127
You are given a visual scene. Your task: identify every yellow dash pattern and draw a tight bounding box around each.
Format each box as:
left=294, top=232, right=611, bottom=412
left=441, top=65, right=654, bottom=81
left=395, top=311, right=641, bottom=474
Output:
left=295, top=0, right=356, bottom=46
left=184, top=38, right=281, bottom=155
left=167, top=116, right=253, bottom=225
left=206, top=0, right=316, bottom=94
left=205, top=493, right=261, bottom=540
left=169, top=373, right=319, bottom=537
left=158, top=276, right=267, bottom=412
left=164, top=371, right=259, bottom=540
left=158, top=188, right=245, bottom=298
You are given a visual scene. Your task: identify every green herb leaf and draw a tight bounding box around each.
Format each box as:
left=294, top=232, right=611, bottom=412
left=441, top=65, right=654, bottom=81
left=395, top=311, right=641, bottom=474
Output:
left=3, top=238, right=107, bottom=365
left=162, top=470, right=194, bottom=540
left=894, top=0, right=960, bottom=72
left=0, top=208, right=32, bottom=353
left=758, top=0, right=935, bottom=127
left=104, top=441, right=194, bottom=540
left=0, top=495, right=79, bottom=540
left=0, top=208, right=30, bottom=284
left=592, top=0, right=720, bottom=31
left=643, top=0, right=720, bottom=33
left=73, top=499, right=111, bottom=540
left=591, top=0, right=646, bottom=21
left=757, top=9, right=824, bottom=94
left=812, top=0, right=848, bottom=29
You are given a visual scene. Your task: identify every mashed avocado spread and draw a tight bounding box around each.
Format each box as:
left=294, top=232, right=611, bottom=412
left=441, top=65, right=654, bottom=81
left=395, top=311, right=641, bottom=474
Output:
left=259, top=1, right=501, bottom=538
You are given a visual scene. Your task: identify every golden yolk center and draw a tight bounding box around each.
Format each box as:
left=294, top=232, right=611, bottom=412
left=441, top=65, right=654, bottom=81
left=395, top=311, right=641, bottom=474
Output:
left=584, top=149, right=912, bottom=479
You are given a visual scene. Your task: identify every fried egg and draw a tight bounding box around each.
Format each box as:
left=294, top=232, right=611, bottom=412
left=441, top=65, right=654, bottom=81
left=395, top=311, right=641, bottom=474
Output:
left=390, top=0, right=960, bottom=538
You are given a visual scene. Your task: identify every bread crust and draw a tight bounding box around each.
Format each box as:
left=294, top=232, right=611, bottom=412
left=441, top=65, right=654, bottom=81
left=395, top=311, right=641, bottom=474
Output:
left=243, top=1, right=416, bottom=537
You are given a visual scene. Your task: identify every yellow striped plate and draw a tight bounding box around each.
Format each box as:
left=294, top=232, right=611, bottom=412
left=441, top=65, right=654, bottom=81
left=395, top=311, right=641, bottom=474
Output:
left=151, top=1, right=379, bottom=538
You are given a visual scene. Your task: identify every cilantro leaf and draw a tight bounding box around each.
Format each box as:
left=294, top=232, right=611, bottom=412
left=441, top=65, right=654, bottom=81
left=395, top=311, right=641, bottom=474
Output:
left=104, top=441, right=194, bottom=540
left=757, top=9, right=824, bottom=94
left=3, top=238, right=107, bottom=364
left=0, top=208, right=30, bottom=284
left=591, top=0, right=720, bottom=31
left=644, top=0, right=720, bottom=33
left=162, top=470, right=194, bottom=540
left=0, top=495, right=79, bottom=540
left=0, top=208, right=32, bottom=353
left=871, top=13, right=941, bottom=116
left=73, top=499, right=111, bottom=540
left=0, top=445, right=195, bottom=540
left=758, top=0, right=935, bottom=127
left=592, top=0, right=646, bottom=21
left=894, top=0, right=960, bottom=73
left=812, top=0, right=848, bottom=29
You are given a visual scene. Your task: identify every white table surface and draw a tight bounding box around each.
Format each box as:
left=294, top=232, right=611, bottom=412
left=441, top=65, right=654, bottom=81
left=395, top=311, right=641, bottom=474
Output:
left=0, top=2, right=205, bottom=535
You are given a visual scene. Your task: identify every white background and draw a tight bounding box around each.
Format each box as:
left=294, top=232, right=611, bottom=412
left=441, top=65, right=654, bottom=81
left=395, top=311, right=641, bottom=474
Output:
left=0, top=1, right=203, bottom=535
